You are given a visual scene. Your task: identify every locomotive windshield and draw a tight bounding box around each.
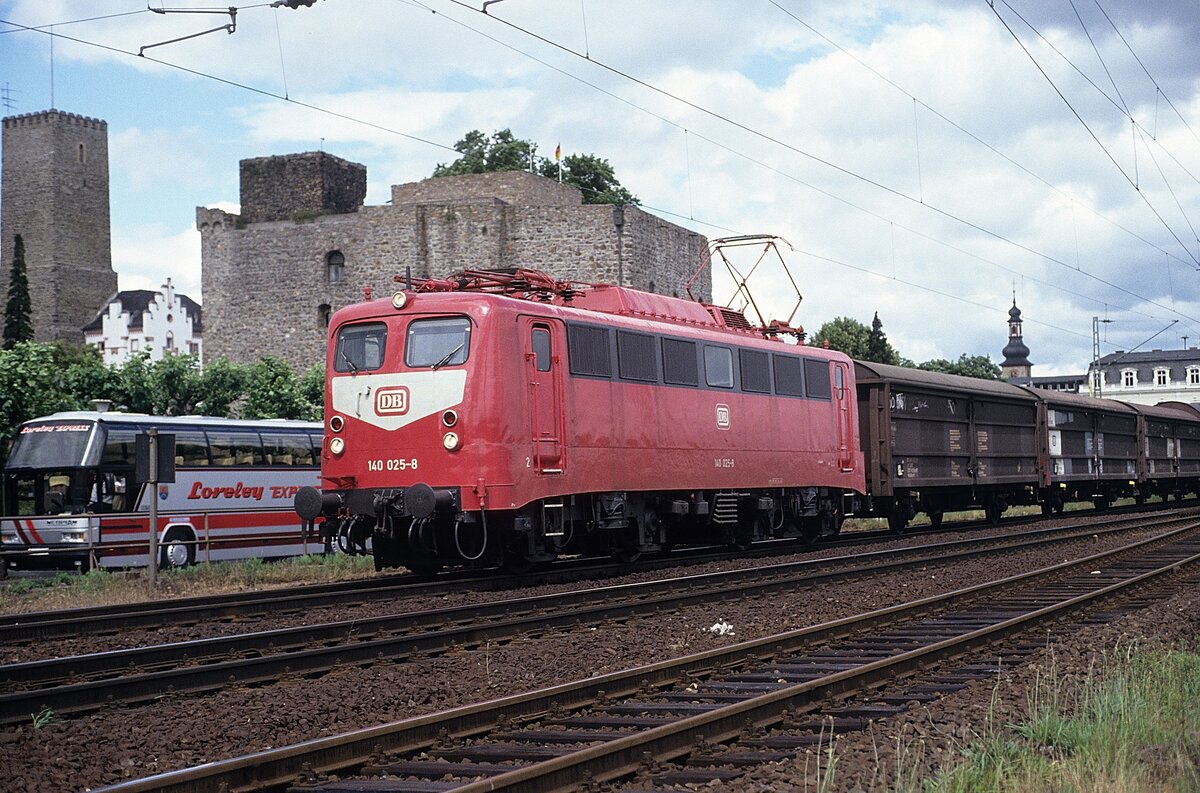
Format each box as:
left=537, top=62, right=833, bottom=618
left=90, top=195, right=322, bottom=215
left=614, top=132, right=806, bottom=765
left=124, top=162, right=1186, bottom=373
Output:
left=406, top=316, right=471, bottom=369
left=334, top=322, right=387, bottom=373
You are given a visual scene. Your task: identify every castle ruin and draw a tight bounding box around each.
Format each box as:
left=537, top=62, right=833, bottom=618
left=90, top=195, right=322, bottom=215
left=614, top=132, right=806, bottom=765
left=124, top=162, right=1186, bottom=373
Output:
left=198, top=152, right=710, bottom=370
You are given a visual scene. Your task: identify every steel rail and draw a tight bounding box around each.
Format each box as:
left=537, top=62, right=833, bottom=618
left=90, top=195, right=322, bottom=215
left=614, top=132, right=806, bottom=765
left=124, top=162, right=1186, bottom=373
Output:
left=93, top=520, right=1200, bottom=793
left=2, top=512, right=1187, bottom=724
left=0, top=507, right=1174, bottom=644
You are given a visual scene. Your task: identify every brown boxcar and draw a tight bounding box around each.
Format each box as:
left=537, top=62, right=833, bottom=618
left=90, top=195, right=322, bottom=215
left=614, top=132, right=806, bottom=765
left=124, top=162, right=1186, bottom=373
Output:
left=1130, top=401, right=1200, bottom=500
left=1029, top=389, right=1139, bottom=513
left=854, top=362, right=1039, bottom=530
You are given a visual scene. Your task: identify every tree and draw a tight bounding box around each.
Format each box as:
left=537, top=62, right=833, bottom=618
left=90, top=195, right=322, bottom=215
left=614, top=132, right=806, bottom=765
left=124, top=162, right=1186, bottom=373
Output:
left=4, top=234, right=33, bottom=349
left=811, top=317, right=871, bottom=359
left=865, top=312, right=901, bottom=365
left=299, top=362, right=325, bottom=413
left=539, top=153, right=637, bottom=205
left=241, top=356, right=315, bottom=420
left=150, top=353, right=205, bottom=415
left=195, top=357, right=248, bottom=417
left=433, top=128, right=638, bottom=205
left=917, top=354, right=1002, bottom=380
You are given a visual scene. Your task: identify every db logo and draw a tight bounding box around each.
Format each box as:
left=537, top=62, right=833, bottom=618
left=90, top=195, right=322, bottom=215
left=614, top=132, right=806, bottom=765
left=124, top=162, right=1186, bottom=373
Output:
left=375, top=386, right=410, bottom=415
left=715, top=404, right=730, bottom=430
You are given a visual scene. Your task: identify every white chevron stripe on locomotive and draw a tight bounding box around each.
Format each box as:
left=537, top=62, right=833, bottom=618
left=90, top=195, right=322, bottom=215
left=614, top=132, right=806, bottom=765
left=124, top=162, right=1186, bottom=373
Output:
left=331, top=370, right=467, bottom=432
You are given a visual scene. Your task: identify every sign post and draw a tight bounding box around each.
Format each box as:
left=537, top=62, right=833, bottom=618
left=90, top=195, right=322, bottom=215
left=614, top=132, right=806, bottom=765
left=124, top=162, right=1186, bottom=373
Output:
left=136, top=430, right=175, bottom=591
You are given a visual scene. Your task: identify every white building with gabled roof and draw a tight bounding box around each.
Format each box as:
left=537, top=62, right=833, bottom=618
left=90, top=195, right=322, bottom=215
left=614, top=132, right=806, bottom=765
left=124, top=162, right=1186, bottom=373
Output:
left=83, top=278, right=203, bottom=365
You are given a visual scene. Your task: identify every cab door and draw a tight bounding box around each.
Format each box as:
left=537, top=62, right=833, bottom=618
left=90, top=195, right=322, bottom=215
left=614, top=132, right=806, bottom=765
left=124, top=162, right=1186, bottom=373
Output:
left=833, top=361, right=854, bottom=471
left=524, top=319, right=565, bottom=474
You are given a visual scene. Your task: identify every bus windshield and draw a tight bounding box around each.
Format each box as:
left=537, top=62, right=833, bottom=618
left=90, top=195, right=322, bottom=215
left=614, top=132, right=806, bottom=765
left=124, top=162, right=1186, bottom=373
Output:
left=6, top=420, right=99, bottom=469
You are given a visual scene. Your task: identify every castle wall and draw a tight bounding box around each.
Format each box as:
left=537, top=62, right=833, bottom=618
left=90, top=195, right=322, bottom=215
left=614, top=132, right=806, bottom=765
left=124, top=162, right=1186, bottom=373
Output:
left=1, top=110, right=117, bottom=343
left=200, top=160, right=709, bottom=371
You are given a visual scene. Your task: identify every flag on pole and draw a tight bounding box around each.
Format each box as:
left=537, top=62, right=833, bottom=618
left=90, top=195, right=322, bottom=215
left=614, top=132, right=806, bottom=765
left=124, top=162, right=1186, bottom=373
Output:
left=555, top=143, right=562, bottom=183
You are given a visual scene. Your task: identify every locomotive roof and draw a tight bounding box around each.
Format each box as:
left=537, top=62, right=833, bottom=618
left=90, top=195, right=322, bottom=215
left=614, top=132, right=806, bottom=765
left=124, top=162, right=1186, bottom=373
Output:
left=344, top=279, right=810, bottom=343
left=853, top=361, right=1038, bottom=401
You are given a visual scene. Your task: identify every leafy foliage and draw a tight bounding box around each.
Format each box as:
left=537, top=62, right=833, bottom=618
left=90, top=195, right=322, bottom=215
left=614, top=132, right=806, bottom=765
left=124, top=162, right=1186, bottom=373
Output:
left=917, top=354, right=1003, bottom=380
left=242, top=356, right=319, bottom=420
left=0, top=343, right=325, bottom=468
left=4, top=234, right=33, bottom=349
left=866, top=312, right=901, bottom=365
left=811, top=316, right=872, bottom=360
left=433, top=128, right=638, bottom=205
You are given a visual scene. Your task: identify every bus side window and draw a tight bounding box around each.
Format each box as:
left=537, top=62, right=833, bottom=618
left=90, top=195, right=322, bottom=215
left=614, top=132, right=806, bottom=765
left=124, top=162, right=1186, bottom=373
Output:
left=175, top=431, right=210, bottom=466
left=263, top=432, right=311, bottom=466
left=102, top=429, right=138, bottom=466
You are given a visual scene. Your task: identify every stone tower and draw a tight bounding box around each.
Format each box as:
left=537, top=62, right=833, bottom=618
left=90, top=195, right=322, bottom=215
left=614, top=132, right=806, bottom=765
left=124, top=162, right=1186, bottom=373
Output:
left=1000, top=299, right=1032, bottom=381
left=1, top=110, right=118, bottom=343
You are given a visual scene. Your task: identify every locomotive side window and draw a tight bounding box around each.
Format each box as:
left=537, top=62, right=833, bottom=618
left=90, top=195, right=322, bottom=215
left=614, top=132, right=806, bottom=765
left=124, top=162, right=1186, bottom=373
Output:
left=406, top=317, right=471, bottom=369
left=568, top=324, right=613, bottom=378
left=334, top=322, right=387, bottom=372
left=531, top=327, right=551, bottom=372
left=803, top=358, right=832, bottom=400
left=773, top=354, right=805, bottom=397
left=739, top=349, right=770, bottom=393
left=617, top=331, right=658, bottom=382
left=662, top=338, right=699, bottom=386
left=704, top=345, right=734, bottom=388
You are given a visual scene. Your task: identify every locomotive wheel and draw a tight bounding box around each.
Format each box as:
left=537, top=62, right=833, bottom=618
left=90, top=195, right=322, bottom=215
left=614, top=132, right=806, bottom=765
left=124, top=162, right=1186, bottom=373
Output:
left=613, top=547, right=642, bottom=564
left=501, top=551, right=535, bottom=574
left=405, top=558, right=442, bottom=578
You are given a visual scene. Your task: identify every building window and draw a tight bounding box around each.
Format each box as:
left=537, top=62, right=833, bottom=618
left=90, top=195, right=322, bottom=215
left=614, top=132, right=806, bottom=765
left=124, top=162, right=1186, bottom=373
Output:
left=1189, top=367, right=1200, bottom=386
left=318, top=303, right=332, bottom=330
left=1121, top=369, right=1135, bottom=388
left=188, top=341, right=199, bottom=355
left=1155, top=368, right=1169, bottom=387
left=326, top=251, right=345, bottom=284
left=166, top=331, right=175, bottom=352
left=130, top=338, right=139, bottom=352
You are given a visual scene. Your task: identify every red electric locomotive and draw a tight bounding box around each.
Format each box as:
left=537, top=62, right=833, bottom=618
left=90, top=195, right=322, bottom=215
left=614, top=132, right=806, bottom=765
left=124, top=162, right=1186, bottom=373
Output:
left=295, top=269, right=865, bottom=574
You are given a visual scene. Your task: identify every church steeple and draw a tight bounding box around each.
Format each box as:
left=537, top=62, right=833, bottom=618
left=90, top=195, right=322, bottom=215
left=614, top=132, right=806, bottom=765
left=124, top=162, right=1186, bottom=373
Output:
left=1001, top=297, right=1032, bottom=381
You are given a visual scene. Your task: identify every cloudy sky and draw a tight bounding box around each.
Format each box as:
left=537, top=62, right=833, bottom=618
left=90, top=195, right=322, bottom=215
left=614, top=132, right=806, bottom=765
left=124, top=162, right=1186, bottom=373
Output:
left=2, top=0, right=1198, bottom=374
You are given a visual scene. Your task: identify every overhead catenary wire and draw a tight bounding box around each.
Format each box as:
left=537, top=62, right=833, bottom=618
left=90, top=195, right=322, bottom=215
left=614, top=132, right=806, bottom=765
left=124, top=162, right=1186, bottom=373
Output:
left=5, top=4, right=1196, bottom=352
left=421, top=0, right=1200, bottom=328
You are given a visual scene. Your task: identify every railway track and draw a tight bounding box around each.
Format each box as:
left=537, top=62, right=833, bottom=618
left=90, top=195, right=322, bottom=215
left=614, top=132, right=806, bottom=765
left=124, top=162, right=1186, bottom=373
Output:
left=0, top=506, right=1174, bottom=645
left=1, top=511, right=1188, bottom=726
left=95, top=517, right=1200, bottom=793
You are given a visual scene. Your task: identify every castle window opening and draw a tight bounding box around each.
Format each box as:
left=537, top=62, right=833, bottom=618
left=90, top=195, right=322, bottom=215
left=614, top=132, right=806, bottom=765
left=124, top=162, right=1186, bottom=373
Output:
left=318, top=303, right=332, bottom=330
left=326, top=251, right=345, bottom=284
left=77, top=143, right=86, bottom=163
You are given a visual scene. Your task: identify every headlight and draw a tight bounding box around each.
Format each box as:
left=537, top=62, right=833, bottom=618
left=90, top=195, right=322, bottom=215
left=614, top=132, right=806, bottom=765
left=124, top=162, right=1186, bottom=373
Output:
left=442, top=432, right=460, bottom=451
left=329, top=437, right=346, bottom=456
left=61, top=531, right=88, bottom=544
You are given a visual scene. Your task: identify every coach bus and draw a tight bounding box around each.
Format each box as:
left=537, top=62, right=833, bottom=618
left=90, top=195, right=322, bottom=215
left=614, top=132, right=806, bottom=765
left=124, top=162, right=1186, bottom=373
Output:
left=0, top=411, right=325, bottom=573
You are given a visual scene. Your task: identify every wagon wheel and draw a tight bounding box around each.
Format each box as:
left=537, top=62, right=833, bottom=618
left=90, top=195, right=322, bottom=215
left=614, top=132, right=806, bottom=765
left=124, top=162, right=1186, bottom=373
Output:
left=404, top=557, right=442, bottom=579
left=887, top=506, right=908, bottom=535
left=501, top=551, right=535, bottom=575
left=984, top=500, right=1003, bottom=525
left=927, top=510, right=944, bottom=529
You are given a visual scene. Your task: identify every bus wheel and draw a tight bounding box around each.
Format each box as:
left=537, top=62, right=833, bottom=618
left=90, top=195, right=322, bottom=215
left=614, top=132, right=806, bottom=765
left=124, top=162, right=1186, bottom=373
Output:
left=160, top=527, right=196, bottom=569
